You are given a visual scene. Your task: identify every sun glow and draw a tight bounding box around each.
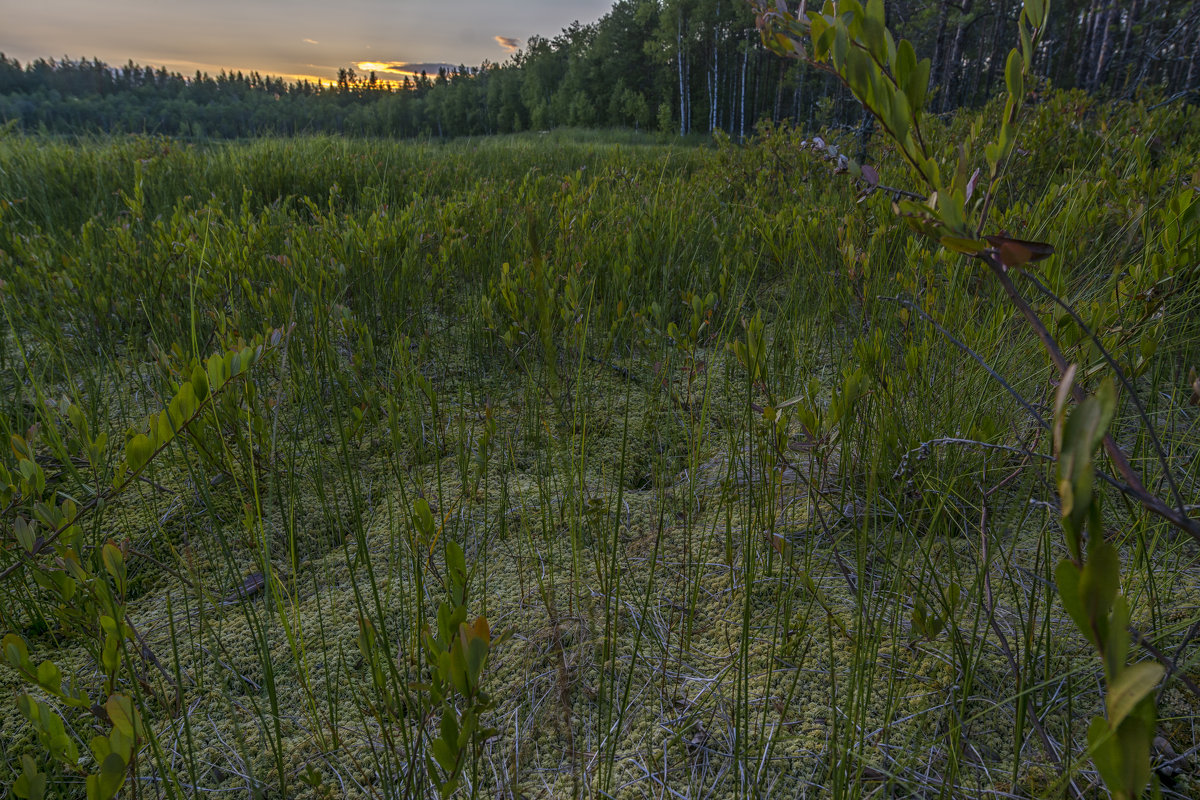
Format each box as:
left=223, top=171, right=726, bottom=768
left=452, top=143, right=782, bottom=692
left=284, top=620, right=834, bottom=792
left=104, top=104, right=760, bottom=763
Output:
left=355, top=60, right=459, bottom=83
left=355, top=61, right=401, bottom=73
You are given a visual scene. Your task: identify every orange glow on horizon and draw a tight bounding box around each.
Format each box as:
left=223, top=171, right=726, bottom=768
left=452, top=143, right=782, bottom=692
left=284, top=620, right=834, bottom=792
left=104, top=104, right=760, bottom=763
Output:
left=355, top=61, right=401, bottom=73
left=355, top=61, right=461, bottom=83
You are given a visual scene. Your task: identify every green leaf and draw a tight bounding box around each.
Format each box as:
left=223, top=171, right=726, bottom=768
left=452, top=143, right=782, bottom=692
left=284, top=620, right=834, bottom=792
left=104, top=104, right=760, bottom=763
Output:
left=124, top=434, right=154, bottom=472
left=14, top=516, right=35, bottom=553
left=862, top=0, right=886, bottom=62
left=1089, top=379, right=1117, bottom=452
left=906, top=56, right=930, bottom=114
left=939, top=236, right=986, bottom=255
left=1090, top=710, right=1156, bottom=800
left=440, top=708, right=460, bottom=750
left=156, top=410, right=173, bottom=443
left=413, top=499, right=435, bottom=539
left=1020, top=20, right=1034, bottom=70
left=832, top=22, right=849, bottom=69
left=90, top=735, right=112, bottom=763
left=1104, top=595, right=1131, bottom=678
left=466, top=635, right=488, bottom=688
left=448, top=641, right=470, bottom=695
left=1107, top=661, right=1164, bottom=730
left=101, top=543, right=125, bottom=589
left=430, top=737, right=457, bottom=775
left=95, top=753, right=126, bottom=800
left=13, top=755, right=46, bottom=800
left=895, top=38, right=916, bottom=83
left=108, top=725, right=134, bottom=762
left=16, top=692, right=36, bottom=721
left=190, top=364, right=209, bottom=400
left=1052, top=364, right=1078, bottom=455
left=207, top=354, right=225, bottom=391
left=1088, top=715, right=1123, bottom=791
left=809, top=15, right=831, bottom=60
left=1056, top=559, right=1089, bottom=636
left=1005, top=48, right=1023, bottom=100
left=106, top=694, right=135, bottom=738
left=1025, top=0, right=1045, bottom=27
left=1056, top=382, right=1117, bottom=549
left=446, top=540, right=466, bottom=583
left=865, top=0, right=884, bottom=25
left=50, top=732, right=75, bottom=763
left=1079, top=542, right=1120, bottom=647
left=36, top=660, right=62, bottom=695
left=4, top=633, right=31, bottom=670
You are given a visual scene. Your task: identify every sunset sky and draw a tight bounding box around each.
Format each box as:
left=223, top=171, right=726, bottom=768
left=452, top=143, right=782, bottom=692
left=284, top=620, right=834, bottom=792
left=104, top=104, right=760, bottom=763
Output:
left=0, top=0, right=615, bottom=84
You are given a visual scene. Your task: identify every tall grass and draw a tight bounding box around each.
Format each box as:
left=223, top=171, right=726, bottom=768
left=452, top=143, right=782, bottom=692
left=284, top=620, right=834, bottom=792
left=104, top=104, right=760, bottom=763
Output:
left=1, top=91, right=1198, bottom=799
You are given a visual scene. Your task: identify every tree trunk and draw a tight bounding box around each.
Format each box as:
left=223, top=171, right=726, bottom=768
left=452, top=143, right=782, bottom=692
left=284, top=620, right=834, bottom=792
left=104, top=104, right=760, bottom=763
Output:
left=709, top=18, right=718, bottom=132
left=942, top=0, right=974, bottom=111
left=929, top=1, right=951, bottom=91
left=739, top=39, right=747, bottom=140
left=1189, top=17, right=1200, bottom=90
left=1115, top=0, right=1142, bottom=93
left=983, top=2, right=1006, bottom=100
left=1042, top=0, right=1058, bottom=86
left=1091, top=2, right=1117, bottom=91
left=1130, top=1, right=1159, bottom=93
left=677, top=15, right=686, bottom=135
left=774, top=61, right=784, bottom=122
left=1077, top=0, right=1101, bottom=88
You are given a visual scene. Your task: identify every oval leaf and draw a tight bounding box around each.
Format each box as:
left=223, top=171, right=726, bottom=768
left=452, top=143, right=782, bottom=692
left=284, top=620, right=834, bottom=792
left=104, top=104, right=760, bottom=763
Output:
left=1107, top=661, right=1164, bottom=729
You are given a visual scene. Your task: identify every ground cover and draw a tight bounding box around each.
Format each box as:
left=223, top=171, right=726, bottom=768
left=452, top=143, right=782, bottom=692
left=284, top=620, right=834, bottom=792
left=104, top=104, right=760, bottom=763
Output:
left=1, top=93, right=1198, bottom=798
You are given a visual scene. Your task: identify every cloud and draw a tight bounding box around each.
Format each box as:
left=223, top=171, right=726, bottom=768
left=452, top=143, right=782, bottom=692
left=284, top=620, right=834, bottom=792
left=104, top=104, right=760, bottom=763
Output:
left=302, top=38, right=319, bottom=45
left=494, top=36, right=520, bottom=52
left=355, top=61, right=458, bottom=80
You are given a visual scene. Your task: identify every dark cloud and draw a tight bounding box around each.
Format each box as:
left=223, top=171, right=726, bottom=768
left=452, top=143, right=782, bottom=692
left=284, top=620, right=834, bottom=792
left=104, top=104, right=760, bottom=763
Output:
left=356, top=61, right=458, bottom=78
left=494, top=36, right=520, bottom=52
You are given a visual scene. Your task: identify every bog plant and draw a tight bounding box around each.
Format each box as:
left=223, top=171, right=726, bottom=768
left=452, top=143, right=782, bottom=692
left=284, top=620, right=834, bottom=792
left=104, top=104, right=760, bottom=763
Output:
left=1, top=328, right=285, bottom=798
left=753, top=0, right=1197, bottom=795
left=416, top=534, right=503, bottom=798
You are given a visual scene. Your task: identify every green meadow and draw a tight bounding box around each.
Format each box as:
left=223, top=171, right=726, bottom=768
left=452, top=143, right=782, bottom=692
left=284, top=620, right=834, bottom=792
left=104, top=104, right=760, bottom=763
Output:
left=1, top=91, right=1198, bottom=799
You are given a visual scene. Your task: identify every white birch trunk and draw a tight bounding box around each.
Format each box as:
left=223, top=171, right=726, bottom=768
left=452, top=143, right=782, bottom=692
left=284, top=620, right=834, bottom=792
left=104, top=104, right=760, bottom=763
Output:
left=739, top=41, right=747, bottom=140
left=1091, top=3, right=1117, bottom=91
left=677, top=15, right=687, bottom=136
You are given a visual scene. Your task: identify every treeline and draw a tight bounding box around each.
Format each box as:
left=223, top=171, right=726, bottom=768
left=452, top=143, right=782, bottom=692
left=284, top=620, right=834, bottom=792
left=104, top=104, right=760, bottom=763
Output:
left=1, top=0, right=1196, bottom=139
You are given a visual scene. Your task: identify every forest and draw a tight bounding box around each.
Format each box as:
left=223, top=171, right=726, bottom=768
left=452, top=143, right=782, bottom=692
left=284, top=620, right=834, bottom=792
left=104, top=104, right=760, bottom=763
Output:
left=1, top=1, right=1199, bottom=799
left=0, top=0, right=1197, bottom=139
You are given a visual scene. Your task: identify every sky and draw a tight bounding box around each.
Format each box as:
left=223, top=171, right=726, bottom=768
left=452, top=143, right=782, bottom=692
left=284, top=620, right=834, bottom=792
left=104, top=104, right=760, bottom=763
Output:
left=0, top=0, right=616, bottom=84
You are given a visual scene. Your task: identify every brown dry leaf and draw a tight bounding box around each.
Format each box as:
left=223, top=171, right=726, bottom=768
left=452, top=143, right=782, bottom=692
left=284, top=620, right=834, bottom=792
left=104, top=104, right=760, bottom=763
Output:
left=1189, top=367, right=1199, bottom=406
left=985, top=233, right=1055, bottom=268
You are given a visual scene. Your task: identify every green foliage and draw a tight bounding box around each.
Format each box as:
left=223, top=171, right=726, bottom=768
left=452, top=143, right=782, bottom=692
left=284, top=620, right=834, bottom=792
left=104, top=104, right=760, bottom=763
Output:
left=755, top=0, right=1052, bottom=250
left=1054, top=376, right=1163, bottom=800
left=0, top=331, right=284, bottom=797
left=752, top=1, right=1195, bottom=795
left=2, top=1, right=1196, bottom=141
left=419, top=538, right=503, bottom=798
